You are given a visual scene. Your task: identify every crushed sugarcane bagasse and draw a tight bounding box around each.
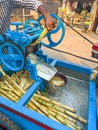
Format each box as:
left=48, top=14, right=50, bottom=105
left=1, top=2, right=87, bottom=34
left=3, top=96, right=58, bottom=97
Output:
left=49, top=76, right=65, bottom=87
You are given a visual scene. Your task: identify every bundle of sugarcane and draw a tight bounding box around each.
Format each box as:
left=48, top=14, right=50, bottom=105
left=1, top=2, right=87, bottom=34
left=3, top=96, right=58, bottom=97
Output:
left=33, top=94, right=86, bottom=124
left=0, top=67, right=86, bottom=130
left=11, top=70, right=34, bottom=91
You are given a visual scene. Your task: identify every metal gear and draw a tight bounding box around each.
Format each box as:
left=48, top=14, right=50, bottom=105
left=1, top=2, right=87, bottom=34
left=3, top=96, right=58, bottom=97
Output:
left=0, top=42, right=26, bottom=72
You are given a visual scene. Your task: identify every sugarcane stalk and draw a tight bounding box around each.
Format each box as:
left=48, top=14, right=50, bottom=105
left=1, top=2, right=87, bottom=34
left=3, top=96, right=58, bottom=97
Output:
left=19, top=77, right=27, bottom=89
left=32, top=100, right=78, bottom=130
left=1, top=86, right=13, bottom=91
left=26, top=103, right=38, bottom=111
left=23, top=81, right=33, bottom=91
left=0, top=85, right=36, bottom=110
left=0, top=82, right=4, bottom=86
left=1, top=87, right=19, bottom=101
left=0, top=92, right=8, bottom=100
left=48, top=107, right=76, bottom=124
left=0, top=66, right=23, bottom=94
left=36, top=90, right=41, bottom=95
left=34, top=94, right=86, bottom=124
left=48, top=115, right=60, bottom=123
left=34, top=94, right=76, bottom=113
left=2, top=77, right=40, bottom=112
left=36, top=109, right=46, bottom=116
left=0, top=79, right=45, bottom=116
left=0, top=67, right=86, bottom=128
left=0, top=89, right=18, bottom=102
left=34, top=96, right=75, bottom=116
left=34, top=96, right=76, bottom=124
left=0, top=78, right=43, bottom=115
left=4, top=80, right=22, bottom=97
left=64, top=110, right=86, bottom=124
left=0, top=82, right=21, bottom=101
left=11, top=73, right=20, bottom=84
left=31, top=98, right=49, bottom=116
left=34, top=97, right=53, bottom=107
left=50, top=102, right=86, bottom=124
left=47, top=108, right=77, bottom=128
left=0, top=67, right=49, bottom=117
left=34, top=97, right=81, bottom=129
left=4, top=76, right=23, bottom=94
left=11, top=72, right=34, bottom=91
left=56, top=115, right=80, bottom=130
left=27, top=101, right=48, bottom=116
left=8, top=91, right=19, bottom=101
left=4, top=71, right=33, bottom=96
left=66, top=121, right=81, bottom=130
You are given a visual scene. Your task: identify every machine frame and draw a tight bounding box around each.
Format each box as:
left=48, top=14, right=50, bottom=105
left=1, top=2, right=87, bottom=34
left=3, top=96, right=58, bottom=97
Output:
left=0, top=14, right=97, bottom=130
left=0, top=56, right=97, bottom=130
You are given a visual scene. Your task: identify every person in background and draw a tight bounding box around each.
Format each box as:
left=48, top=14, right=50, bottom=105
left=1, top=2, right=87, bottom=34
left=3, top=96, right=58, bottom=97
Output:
left=0, top=0, right=55, bottom=35
left=75, top=1, right=83, bottom=14
left=86, top=2, right=92, bottom=13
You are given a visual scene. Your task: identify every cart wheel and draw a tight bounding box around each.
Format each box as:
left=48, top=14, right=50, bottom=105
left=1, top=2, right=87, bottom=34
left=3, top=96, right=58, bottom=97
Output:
left=0, top=112, right=21, bottom=130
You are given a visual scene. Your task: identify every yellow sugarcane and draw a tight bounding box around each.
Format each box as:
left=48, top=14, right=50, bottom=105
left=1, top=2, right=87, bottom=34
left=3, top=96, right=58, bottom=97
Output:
left=34, top=94, right=76, bottom=112
left=30, top=28, right=48, bottom=47
left=0, top=67, right=86, bottom=129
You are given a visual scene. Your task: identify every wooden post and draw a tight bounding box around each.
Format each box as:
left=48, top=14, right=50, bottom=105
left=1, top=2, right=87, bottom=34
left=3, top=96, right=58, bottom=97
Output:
left=23, top=8, right=25, bottom=24
left=88, top=0, right=98, bottom=32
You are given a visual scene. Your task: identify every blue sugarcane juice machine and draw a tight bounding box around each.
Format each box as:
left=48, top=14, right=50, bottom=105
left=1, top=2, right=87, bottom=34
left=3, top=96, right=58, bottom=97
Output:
left=0, top=14, right=97, bottom=130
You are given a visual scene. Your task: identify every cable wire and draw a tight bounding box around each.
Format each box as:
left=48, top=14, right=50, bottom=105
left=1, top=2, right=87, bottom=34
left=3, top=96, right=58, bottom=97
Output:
left=47, top=19, right=98, bottom=64
left=48, top=47, right=98, bottom=64
left=62, top=20, right=94, bottom=45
